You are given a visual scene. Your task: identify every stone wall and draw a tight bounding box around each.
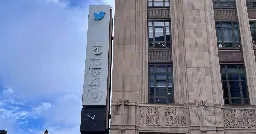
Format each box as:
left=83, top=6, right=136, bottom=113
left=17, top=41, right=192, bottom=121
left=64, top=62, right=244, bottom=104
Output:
left=111, top=0, right=256, bottom=134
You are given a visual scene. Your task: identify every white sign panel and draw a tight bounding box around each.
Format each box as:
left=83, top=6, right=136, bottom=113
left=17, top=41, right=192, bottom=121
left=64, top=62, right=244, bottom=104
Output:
left=83, top=5, right=111, bottom=105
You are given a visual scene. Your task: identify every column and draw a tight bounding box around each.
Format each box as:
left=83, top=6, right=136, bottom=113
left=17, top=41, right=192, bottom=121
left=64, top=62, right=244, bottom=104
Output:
left=236, top=0, right=256, bottom=105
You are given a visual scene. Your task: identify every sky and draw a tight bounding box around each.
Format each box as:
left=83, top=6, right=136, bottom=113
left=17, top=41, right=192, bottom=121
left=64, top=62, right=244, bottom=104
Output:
left=0, top=0, right=114, bottom=133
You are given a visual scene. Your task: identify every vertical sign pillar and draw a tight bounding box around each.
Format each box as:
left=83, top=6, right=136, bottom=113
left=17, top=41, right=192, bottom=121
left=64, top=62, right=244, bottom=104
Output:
left=80, top=5, right=111, bottom=134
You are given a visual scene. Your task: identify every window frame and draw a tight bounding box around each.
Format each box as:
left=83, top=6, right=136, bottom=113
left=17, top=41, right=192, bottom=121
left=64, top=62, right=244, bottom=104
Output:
left=220, top=64, right=250, bottom=105
left=148, top=20, right=171, bottom=49
left=249, top=21, right=256, bottom=45
left=148, top=64, right=174, bottom=104
left=215, top=21, right=241, bottom=49
left=147, top=0, right=170, bottom=8
left=213, top=0, right=236, bottom=9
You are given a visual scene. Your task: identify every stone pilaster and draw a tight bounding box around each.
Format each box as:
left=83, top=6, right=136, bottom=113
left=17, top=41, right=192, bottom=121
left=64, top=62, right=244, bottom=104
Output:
left=111, top=0, right=147, bottom=134
left=172, top=0, right=188, bottom=104
left=236, top=0, right=256, bottom=105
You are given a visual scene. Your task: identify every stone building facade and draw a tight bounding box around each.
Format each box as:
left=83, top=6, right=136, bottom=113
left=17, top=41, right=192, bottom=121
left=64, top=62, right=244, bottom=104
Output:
left=110, top=0, right=256, bottom=134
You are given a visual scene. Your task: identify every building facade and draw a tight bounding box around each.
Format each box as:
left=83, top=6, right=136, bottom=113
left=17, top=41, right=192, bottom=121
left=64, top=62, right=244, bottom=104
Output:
left=110, top=0, right=256, bottom=134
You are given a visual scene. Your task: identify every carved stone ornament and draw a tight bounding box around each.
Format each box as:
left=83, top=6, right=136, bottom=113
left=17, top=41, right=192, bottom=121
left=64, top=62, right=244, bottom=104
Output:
left=139, top=105, right=188, bottom=127
left=218, top=50, right=243, bottom=62
left=214, top=9, right=238, bottom=20
left=248, top=9, right=256, bottom=19
left=148, top=8, right=170, bottom=19
left=148, top=49, right=171, bottom=62
left=223, top=108, right=256, bottom=129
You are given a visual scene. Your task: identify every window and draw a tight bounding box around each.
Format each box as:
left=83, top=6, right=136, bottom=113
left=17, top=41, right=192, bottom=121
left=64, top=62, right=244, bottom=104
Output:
left=148, top=64, right=173, bottom=104
left=148, top=0, right=170, bottom=7
left=247, top=0, right=256, bottom=8
left=215, top=22, right=241, bottom=49
left=220, top=65, right=249, bottom=104
left=250, top=21, right=256, bottom=45
left=148, top=21, right=171, bottom=48
left=213, top=0, right=236, bottom=8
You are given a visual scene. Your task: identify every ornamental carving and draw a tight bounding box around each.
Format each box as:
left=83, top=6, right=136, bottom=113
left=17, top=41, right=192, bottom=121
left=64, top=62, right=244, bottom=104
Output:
left=218, top=50, right=243, bottom=62
left=148, top=49, right=172, bottom=62
left=223, top=108, right=256, bottom=129
left=139, top=105, right=188, bottom=127
left=248, top=9, right=256, bottom=19
left=214, top=9, right=238, bottom=20
left=164, top=107, right=188, bottom=127
left=148, top=8, right=170, bottom=19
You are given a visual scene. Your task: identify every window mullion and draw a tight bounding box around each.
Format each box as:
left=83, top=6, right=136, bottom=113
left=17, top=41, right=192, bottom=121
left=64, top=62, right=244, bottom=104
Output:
left=238, top=66, right=244, bottom=104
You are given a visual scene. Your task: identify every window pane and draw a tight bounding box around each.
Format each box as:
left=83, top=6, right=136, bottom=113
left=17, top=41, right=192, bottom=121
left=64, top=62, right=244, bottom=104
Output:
left=148, top=64, right=173, bottom=104
left=155, top=43, right=165, bottom=48
left=156, top=80, right=166, bottom=87
left=148, top=1, right=153, bottom=7
left=156, top=97, right=166, bottom=104
left=229, top=81, right=241, bottom=97
left=149, top=74, right=154, bottom=79
left=231, top=99, right=242, bottom=104
left=223, top=23, right=232, bottom=42
left=216, top=27, right=222, bottom=42
left=222, top=81, right=229, bottom=98
left=156, top=66, right=165, bottom=72
left=149, top=80, right=154, bottom=87
left=148, top=27, right=153, bottom=41
left=154, top=1, right=164, bottom=6
left=149, top=65, right=154, bottom=72
left=155, top=28, right=164, bottom=41
left=150, top=87, right=154, bottom=96
left=156, top=73, right=167, bottom=79
left=241, top=81, right=248, bottom=98
left=154, top=22, right=164, bottom=27
left=221, top=65, right=249, bottom=105
left=156, top=87, right=166, bottom=96
left=228, top=73, right=239, bottom=80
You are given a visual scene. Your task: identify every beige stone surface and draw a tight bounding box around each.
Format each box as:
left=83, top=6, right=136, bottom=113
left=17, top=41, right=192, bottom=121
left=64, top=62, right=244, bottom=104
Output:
left=236, top=0, right=256, bottom=105
left=111, top=0, right=256, bottom=134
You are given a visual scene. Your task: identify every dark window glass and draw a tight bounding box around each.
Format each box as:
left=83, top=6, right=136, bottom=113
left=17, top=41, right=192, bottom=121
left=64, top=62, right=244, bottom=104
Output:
left=148, top=21, right=171, bottom=48
left=247, top=0, right=256, bottom=8
left=215, top=22, right=241, bottom=49
left=249, top=21, right=256, bottom=45
left=220, top=65, right=249, bottom=105
left=148, top=0, right=170, bottom=7
left=213, top=0, right=236, bottom=8
left=148, top=64, right=173, bottom=104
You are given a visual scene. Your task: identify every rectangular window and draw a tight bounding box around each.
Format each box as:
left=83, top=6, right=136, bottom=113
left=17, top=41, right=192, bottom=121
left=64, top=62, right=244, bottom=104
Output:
left=148, top=64, right=173, bottom=104
left=148, top=21, right=171, bottom=48
left=213, top=0, right=236, bottom=8
left=148, top=0, right=170, bottom=7
left=215, top=22, right=241, bottom=49
left=250, top=21, right=256, bottom=45
left=247, top=0, right=256, bottom=8
left=220, top=65, right=249, bottom=105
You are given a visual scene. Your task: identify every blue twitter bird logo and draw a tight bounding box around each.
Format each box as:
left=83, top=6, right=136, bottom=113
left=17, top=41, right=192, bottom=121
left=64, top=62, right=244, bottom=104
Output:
left=94, top=11, right=105, bottom=21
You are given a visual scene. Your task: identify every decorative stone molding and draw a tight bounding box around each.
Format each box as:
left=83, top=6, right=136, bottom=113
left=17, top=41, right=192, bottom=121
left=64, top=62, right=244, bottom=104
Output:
left=248, top=9, right=256, bottom=19
left=139, top=104, right=188, bottom=127
left=214, top=9, right=238, bottom=20
left=218, top=50, right=243, bottom=62
left=147, top=8, right=170, bottom=19
left=223, top=107, right=256, bottom=129
left=148, top=49, right=172, bottom=62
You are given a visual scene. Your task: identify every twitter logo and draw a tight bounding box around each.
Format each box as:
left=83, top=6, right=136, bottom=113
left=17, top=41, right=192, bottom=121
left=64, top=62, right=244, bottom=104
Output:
left=94, top=11, right=105, bottom=21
